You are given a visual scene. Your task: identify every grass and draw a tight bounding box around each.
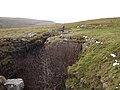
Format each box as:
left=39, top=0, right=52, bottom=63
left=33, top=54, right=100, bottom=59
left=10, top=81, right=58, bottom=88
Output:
left=0, top=27, right=49, bottom=53
left=65, top=18, right=120, bottom=90
left=0, top=27, right=48, bottom=39
left=0, top=17, right=55, bottom=28
left=0, top=17, right=120, bottom=89
left=0, top=24, right=62, bottom=39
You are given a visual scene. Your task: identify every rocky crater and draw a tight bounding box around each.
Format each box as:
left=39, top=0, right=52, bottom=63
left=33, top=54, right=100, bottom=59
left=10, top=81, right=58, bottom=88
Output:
left=0, top=33, right=82, bottom=90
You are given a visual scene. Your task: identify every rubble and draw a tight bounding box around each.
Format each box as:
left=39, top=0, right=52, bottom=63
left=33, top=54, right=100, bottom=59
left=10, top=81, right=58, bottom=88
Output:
left=110, top=53, right=116, bottom=58
left=113, top=60, right=120, bottom=66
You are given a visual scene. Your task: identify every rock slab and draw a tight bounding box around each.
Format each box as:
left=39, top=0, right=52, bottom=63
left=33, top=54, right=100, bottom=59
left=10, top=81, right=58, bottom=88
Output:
left=4, top=78, right=24, bottom=90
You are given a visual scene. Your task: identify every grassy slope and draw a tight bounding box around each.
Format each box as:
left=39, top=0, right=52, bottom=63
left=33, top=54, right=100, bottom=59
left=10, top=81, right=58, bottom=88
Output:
left=0, top=24, right=61, bottom=39
left=0, top=17, right=55, bottom=28
left=65, top=18, right=120, bottom=90
left=0, top=17, right=120, bottom=89
left=0, top=27, right=48, bottom=39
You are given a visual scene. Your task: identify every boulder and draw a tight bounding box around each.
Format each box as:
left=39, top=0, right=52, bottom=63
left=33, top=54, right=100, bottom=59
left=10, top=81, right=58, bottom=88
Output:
left=4, top=78, right=24, bottom=90
left=27, top=32, right=37, bottom=37
left=0, top=76, right=6, bottom=90
left=0, top=76, right=6, bottom=85
left=80, top=25, right=95, bottom=29
left=59, top=34, right=65, bottom=38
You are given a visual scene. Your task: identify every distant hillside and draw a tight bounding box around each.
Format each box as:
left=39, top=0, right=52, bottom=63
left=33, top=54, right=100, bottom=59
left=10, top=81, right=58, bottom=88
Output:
left=0, top=17, right=55, bottom=28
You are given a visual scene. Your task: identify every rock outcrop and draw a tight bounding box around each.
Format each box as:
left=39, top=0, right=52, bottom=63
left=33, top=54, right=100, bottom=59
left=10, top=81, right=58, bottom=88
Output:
left=4, top=78, right=24, bottom=90
left=0, top=33, right=50, bottom=78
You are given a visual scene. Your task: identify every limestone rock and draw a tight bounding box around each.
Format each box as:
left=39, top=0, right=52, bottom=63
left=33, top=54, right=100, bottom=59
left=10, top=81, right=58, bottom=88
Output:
left=4, top=78, right=24, bottom=90
left=27, top=32, right=36, bottom=37
left=80, top=25, right=95, bottom=29
left=0, top=76, right=6, bottom=85
left=0, top=76, right=6, bottom=90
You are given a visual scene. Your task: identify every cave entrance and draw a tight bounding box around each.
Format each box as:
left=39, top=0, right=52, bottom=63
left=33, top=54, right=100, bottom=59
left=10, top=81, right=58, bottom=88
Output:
left=12, top=41, right=82, bottom=90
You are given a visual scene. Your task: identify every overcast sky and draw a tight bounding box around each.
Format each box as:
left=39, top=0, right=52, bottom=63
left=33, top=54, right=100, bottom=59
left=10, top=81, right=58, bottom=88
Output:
left=0, top=0, right=120, bottom=23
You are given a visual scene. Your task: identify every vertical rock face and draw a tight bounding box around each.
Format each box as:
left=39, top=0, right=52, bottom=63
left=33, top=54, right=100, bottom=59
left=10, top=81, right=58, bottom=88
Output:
left=0, top=34, right=49, bottom=78
left=4, top=78, right=24, bottom=90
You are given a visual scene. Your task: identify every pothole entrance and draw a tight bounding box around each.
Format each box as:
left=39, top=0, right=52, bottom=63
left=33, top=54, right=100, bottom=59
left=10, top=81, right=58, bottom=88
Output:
left=12, top=41, right=82, bottom=90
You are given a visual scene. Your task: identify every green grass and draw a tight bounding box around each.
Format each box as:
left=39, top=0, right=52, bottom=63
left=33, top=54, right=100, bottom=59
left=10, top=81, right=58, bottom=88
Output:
left=0, top=17, right=55, bottom=28
left=0, top=27, right=48, bottom=39
left=0, top=24, right=62, bottom=39
left=0, top=17, right=120, bottom=89
left=66, top=18, right=120, bottom=90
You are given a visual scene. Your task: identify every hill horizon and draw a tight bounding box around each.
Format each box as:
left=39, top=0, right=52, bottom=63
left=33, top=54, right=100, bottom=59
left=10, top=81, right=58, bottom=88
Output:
left=0, top=17, right=55, bottom=28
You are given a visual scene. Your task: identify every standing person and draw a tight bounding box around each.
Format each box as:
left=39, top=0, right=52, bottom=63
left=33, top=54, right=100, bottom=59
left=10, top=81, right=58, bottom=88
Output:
left=61, top=26, right=65, bottom=33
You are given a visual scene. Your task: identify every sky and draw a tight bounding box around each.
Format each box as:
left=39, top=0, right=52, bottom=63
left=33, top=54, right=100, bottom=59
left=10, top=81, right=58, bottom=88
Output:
left=0, top=0, right=120, bottom=23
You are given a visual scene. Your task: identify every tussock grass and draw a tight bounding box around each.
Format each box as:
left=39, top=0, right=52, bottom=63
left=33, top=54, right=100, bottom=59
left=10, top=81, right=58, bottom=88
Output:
left=66, top=18, right=120, bottom=90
